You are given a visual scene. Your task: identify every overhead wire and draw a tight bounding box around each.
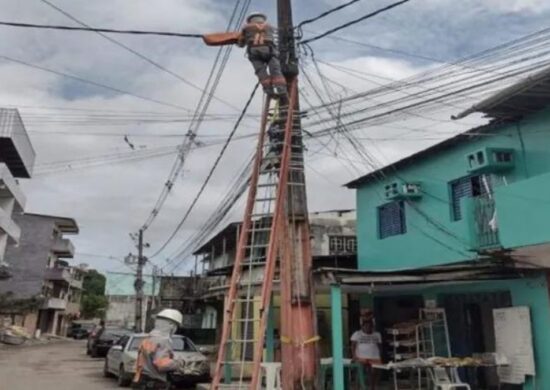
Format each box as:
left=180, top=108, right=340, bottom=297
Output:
left=297, top=0, right=363, bottom=29
left=149, top=82, right=260, bottom=258
left=300, top=0, right=412, bottom=45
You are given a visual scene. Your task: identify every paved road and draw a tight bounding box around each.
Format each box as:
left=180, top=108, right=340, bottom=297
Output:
left=0, top=340, right=119, bottom=389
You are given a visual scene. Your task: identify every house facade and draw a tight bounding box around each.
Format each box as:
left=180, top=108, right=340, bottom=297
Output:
left=0, top=108, right=35, bottom=278
left=342, top=67, right=550, bottom=389
left=0, top=213, right=82, bottom=336
left=194, top=209, right=358, bottom=358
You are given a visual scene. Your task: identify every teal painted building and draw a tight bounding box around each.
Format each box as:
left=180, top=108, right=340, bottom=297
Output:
left=339, top=67, right=550, bottom=389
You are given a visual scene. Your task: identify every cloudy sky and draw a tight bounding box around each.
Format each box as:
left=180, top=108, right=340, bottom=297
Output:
left=2, top=0, right=549, bottom=275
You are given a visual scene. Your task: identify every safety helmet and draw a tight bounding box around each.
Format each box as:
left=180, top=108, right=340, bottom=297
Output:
left=247, top=12, right=267, bottom=23
left=156, top=308, right=183, bottom=327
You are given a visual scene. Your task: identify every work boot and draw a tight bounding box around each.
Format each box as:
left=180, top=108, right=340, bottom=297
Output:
left=273, top=85, right=288, bottom=98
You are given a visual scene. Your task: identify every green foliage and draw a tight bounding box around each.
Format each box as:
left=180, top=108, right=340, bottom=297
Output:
left=80, top=270, right=108, bottom=319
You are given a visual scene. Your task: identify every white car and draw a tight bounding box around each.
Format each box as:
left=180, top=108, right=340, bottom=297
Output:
left=104, top=333, right=210, bottom=387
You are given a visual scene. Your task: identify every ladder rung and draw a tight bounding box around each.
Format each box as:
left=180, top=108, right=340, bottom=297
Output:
left=287, top=182, right=305, bottom=186
left=255, top=197, right=276, bottom=202
left=257, top=183, right=276, bottom=188
left=228, top=339, right=258, bottom=343
left=251, top=213, right=272, bottom=218
left=235, top=298, right=262, bottom=302
left=230, top=318, right=261, bottom=323
left=245, top=244, right=268, bottom=249
left=240, top=262, right=266, bottom=267
left=249, top=228, right=272, bottom=233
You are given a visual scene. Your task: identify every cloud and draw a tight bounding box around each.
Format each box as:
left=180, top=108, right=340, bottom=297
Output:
left=0, top=0, right=547, bottom=274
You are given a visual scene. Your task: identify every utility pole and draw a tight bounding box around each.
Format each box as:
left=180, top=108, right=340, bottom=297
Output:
left=277, top=1, right=319, bottom=388
left=134, top=229, right=145, bottom=332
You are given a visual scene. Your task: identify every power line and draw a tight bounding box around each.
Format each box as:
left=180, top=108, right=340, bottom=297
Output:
left=149, top=82, right=260, bottom=258
left=297, top=0, right=363, bottom=29
left=39, top=0, right=244, bottom=112
left=0, top=20, right=203, bottom=38
left=300, top=0, right=412, bottom=45
left=0, top=54, right=192, bottom=112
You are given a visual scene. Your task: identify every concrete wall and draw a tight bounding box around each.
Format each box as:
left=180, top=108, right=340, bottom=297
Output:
left=106, top=295, right=150, bottom=330
left=354, top=108, right=550, bottom=271
left=0, top=215, right=56, bottom=298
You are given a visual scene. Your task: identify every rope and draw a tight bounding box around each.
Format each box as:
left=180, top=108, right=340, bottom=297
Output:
left=0, top=20, right=204, bottom=38
left=300, top=0, right=412, bottom=45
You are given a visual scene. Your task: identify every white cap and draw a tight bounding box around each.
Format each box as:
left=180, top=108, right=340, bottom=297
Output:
left=247, top=12, right=267, bottom=23
left=156, top=308, right=183, bottom=327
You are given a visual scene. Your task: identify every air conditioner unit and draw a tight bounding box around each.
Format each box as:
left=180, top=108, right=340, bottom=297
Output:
left=466, top=147, right=515, bottom=174
left=384, top=180, right=422, bottom=200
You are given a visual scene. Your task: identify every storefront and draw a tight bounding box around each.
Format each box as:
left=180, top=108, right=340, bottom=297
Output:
left=315, top=261, right=550, bottom=390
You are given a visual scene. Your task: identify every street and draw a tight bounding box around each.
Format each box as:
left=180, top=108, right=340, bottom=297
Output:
left=0, top=340, right=119, bottom=390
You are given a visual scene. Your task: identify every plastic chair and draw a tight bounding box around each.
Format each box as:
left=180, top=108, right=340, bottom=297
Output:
left=260, top=362, right=282, bottom=390
left=429, top=367, right=471, bottom=390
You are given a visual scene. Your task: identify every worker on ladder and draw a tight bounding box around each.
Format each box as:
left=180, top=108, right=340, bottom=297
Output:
left=133, top=309, right=185, bottom=389
left=238, top=12, right=287, bottom=98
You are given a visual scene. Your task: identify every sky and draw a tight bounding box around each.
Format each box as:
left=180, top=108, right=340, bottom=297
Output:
left=1, top=0, right=549, bottom=275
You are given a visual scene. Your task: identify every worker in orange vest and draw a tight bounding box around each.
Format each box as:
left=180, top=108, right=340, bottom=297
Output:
left=238, top=12, right=287, bottom=98
left=133, top=309, right=185, bottom=389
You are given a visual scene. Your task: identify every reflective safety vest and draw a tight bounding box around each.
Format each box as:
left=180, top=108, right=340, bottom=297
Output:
left=240, top=22, right=275, bottom=46
left=134, top=334, right=178, bottom=384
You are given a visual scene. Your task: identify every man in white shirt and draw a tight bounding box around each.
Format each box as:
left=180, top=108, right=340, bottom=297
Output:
left=350, top=319, right=382, bottom=389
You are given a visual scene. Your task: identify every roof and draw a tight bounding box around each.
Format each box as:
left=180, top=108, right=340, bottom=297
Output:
left=25, top=213, right=79, bottom=234
left=193, top=222, right=240, bottom=255
left=105, top=271, right=159, bottom=296
left=345, top=122, right=499, bottom=188
left=347, top=65, right=550, bottom=189
left=453, top=64, right=550, bottom=120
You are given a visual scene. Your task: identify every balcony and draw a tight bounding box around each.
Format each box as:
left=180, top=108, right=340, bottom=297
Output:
left=0, top=109, right=35, bottom=178
left=42, top=297, right=67, bottom=310
left=44, top=267, right=83, bottom=289
left=52, top=237, right=75, bottom=258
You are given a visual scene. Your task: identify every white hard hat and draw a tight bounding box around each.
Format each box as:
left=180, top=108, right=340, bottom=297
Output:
left=247, top=12, right=267, bottom=23
left=156, top=309, right=183, bottom=327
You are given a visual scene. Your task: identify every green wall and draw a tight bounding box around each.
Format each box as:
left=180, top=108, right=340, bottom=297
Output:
left=355, top=108, right=550, bottom=271
left=357, top=276, right=550, bottom=389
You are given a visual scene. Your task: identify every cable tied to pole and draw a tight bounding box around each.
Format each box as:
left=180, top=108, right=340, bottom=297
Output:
left=0, top=20, right=204, bottom=38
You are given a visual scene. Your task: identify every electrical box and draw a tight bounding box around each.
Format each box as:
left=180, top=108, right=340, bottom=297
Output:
left=384, top=180, right=422, bottom=200
left=466, top=147, right=515, bottom=174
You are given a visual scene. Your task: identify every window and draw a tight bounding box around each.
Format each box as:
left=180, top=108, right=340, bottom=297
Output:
left=378, top=201, right=406, bottom=239
left=449, top=175, right=487, bottom=221
left=328, top=235, right=357, bottom=254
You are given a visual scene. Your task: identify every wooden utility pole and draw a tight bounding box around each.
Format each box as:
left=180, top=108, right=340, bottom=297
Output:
left=134, top=229, right=145, bottom=332
left=277, top=1, right=319, bottom=388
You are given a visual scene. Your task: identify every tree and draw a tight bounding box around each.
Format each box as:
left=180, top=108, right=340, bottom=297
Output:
left=80, top=270, right=108, bottom=319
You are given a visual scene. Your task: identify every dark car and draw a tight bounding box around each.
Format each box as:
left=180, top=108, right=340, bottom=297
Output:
left=88, top=327, right=131, bottom=358
left=68, top=322, right=95, bottom=339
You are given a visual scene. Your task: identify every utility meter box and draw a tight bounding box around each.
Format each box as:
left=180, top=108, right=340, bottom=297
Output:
left=466, top=147, right=515, bottom=174
left=384, top=180, right=422, bottom=200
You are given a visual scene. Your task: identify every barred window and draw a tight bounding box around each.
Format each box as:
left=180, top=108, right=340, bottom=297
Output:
left=329, top=235, right=357, bottom=255
left=378, top=201, right=406, bottom=239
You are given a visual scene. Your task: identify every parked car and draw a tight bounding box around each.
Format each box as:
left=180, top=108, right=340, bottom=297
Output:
left=68, top=322, right=96, bottom=339
left=88, top=327, right=131, bottom=358
left=104, top=333, right=210, bottom=387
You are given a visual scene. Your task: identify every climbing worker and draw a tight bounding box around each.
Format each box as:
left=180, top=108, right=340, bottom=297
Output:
left=133, top=308, right=185, bottom=389
left=237, top=12, right=287, bottom=97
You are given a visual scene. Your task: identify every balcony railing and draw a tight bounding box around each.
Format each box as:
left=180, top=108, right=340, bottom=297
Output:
left=472, top=195, right=501, bottom=250
left=52, top=237, right=75, bottom=258
left=42, top=297, right=67, bottom=310
left=44, top=267, right=83, bottom=289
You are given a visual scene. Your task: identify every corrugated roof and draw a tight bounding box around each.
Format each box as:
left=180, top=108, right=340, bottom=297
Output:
left=347, top=65, right=550, bottom=189
left=453, top=64, right=550, bottom=120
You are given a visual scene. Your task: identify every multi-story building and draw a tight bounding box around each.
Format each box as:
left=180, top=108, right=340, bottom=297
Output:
left=323, top=66, right=550, bottom=388
left=194, top=209, right=357, bottom=357
left=0, top=213, right=81, bottom=336
left=0, top=108, right=35, bottom=278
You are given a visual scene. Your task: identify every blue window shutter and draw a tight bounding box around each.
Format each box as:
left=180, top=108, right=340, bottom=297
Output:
left=378, top=201, right=406, bottom=239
